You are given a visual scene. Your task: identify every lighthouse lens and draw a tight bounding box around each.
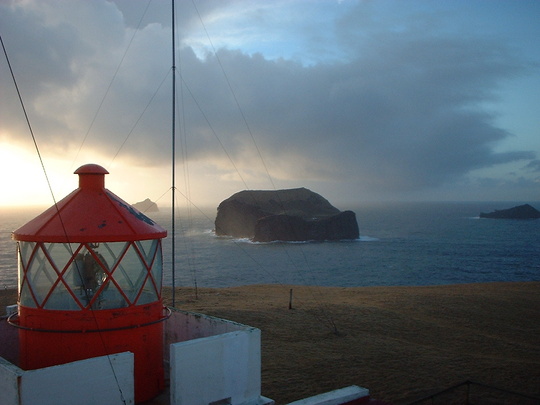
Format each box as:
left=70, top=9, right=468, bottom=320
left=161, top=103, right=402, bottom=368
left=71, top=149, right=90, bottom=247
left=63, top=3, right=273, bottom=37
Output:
left=16, top=239, right=163, bottom=310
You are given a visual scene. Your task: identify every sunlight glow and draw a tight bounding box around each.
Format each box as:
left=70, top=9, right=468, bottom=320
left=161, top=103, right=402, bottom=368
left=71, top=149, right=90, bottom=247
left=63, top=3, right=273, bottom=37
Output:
left=0, top=142, right=52, bottom=207
left=0, top=141, right=107, bottom=208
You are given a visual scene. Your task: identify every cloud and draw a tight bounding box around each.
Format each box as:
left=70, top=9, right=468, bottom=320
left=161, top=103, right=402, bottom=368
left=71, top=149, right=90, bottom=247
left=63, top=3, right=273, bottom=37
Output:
left=0, top=0, right=537, bottom=199
left=523, top=159, right=540, bottom=173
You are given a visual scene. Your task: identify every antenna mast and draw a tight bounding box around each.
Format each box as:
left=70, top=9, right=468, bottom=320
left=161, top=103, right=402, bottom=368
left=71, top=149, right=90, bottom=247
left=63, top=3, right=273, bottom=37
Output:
left=171, top=0, right=176, bottom=307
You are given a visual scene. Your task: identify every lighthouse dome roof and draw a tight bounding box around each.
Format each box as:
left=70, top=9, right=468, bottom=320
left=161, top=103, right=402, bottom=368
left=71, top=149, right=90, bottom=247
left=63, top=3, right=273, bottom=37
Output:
left=12, top=164, right=167, bottom=243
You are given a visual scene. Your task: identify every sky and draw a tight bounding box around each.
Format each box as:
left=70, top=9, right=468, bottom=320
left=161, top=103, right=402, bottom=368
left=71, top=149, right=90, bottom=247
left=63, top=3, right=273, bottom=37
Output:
left=1, top=0, right=539, bottom=210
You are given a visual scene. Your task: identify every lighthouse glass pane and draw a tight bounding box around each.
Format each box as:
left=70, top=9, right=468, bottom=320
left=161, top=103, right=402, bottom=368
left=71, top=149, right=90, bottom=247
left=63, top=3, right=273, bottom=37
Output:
left=86, top=242, right=128, bottom=309
left=40, top=242, right=82, bottom=309
left=18, top=242, right=36, bottom=307
left=137, top=239, right=157, bottom=263
left=36, top=243, right=98, bottom=310
left=93, top=279, right=126, bottom=309
left=95, top=242, right=122, bottom=274
left=111, top=242, right=148, bottom=304
left=20, top=282, right=35, bottom=307
left=47, top=242, right=77, bottom=270
left=137, top=278, right=158, bottom=304
left=24, top=243, right=57, bottom=307
left=18, top=241, right=33, bottom=274
left=135, top=239, right=162, bottom=304
left=63, top=245, right=89, bottom=307
left=149, top=240, right=162, bottom=292
left=44, top=282, right=81, bottom=310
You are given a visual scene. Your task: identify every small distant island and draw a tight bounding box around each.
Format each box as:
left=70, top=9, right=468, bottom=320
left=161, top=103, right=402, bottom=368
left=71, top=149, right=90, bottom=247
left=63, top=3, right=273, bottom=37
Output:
left=214, top=188, right=359, bottom=242
left=480, top=204, right=540, bottom=219
left=132, top=198, right=159, bottom=212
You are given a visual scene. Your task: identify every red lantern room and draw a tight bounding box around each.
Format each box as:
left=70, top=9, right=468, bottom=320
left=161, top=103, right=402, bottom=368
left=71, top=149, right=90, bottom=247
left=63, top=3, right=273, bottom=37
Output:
left=11, top=163, right=168, bottom=403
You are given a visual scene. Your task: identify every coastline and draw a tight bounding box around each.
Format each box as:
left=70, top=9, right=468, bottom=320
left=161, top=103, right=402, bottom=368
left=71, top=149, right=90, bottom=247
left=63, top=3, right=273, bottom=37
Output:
left=2, top=281, right=539, bottom=404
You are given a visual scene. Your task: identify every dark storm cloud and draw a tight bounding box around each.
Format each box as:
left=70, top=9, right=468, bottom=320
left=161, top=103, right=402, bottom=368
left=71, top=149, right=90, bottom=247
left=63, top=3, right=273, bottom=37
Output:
left=0, top=0, right=536, bottom=196
left=172, top=34, right=534, bottom=191
left=524, top=160, right=540, bottom=173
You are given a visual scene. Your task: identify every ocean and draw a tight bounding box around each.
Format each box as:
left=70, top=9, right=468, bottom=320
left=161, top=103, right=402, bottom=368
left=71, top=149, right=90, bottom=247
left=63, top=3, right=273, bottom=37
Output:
left=1, top=201, right=539, bottom=289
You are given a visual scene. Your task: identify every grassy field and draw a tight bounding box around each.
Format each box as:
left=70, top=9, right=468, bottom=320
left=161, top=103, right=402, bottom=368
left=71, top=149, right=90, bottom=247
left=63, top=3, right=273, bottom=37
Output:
left=2, top=281, right=539, bottom=404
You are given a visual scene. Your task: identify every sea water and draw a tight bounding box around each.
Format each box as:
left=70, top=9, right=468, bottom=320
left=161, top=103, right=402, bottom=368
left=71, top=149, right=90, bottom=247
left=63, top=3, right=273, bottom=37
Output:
left=1, top=201, right=539, bottom=289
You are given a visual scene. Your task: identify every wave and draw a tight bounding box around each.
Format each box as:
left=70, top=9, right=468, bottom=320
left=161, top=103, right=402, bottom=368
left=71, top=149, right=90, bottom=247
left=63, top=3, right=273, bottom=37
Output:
left=359, top=235, right=379, bottom=242
left=226, top=237, right=374, bottom=245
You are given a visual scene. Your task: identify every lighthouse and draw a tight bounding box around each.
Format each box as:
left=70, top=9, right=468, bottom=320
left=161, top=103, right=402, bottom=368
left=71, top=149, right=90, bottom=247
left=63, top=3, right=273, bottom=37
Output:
left=11, top=163, right=167, bottom=403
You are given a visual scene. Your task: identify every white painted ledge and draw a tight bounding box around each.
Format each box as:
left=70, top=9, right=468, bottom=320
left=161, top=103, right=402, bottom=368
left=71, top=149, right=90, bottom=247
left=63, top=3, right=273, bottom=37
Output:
left=286, top=386, right=370, bottom=405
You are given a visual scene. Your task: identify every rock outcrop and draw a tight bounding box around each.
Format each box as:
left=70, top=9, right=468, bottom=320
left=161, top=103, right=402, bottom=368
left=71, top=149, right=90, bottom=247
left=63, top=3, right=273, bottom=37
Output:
left=132, top=198, right=159, bottom=212
left=214, top=188, right=359, bottom=242
left=480, top=204, right=540, bottom=219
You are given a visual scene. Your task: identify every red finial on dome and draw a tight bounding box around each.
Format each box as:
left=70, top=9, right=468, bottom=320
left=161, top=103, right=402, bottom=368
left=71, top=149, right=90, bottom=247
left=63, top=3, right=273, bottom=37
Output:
left=74, top=163, right=109, bottom=189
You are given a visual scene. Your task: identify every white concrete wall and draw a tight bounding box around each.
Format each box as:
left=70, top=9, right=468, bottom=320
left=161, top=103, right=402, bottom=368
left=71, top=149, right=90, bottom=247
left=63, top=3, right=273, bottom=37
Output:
left=0, top=352, right=134, bottom=405
left=0, top=357, right=23, bottom=405
left=165, top=308, right=249, bottom=343
left=169, top=311, right=271, bottom=405
left=163, top=308, right=259, bottom=382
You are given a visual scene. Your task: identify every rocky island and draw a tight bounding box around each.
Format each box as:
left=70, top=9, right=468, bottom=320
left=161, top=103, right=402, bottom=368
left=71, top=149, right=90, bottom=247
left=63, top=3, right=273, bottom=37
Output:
left=480, top=204, right=540, bottom=219
left=132, top=198, right=159, bottom=212
left=214, top=188, right=359, bottom=242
